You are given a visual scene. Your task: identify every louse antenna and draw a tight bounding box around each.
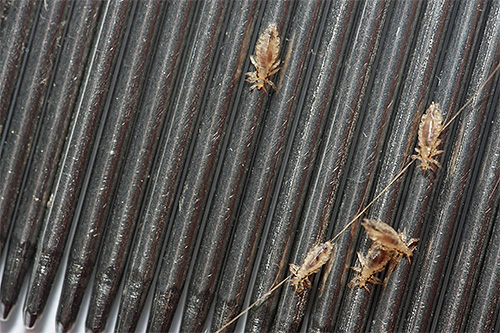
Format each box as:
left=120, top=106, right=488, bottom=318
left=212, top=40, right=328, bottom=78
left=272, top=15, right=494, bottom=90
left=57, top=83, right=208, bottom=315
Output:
left=216, top=62, right=500, bottom=332
left=442, top=62, right=500, bottom=131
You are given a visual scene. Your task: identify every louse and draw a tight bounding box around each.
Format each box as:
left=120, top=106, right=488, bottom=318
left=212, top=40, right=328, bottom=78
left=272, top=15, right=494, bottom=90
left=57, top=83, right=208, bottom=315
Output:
left=349, top=219, right=419, bottom=292
left=245, top=23, right=281, bottom=92
left=348, top=243, right=397, bottom=292
left=412, top=102, right=444, bottom=172
left=289, top=241, right=334, bottom=293
left=361, top=219, right=419, bottom=262
left=216, top=63, right=500, bottom=333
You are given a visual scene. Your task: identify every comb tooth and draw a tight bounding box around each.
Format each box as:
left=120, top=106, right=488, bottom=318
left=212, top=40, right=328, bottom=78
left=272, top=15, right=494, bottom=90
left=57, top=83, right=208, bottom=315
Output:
left=23, top=310, right=38, bottom=329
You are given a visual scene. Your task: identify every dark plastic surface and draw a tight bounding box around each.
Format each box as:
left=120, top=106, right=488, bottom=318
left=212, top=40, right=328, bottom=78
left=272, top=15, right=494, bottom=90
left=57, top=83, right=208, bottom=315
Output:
left=0, top=2, right=499, bottom=332
left=22, top=1, right=134, bottom=328
left=0, top=0, right=101, bottom=322
left=85, top=1, right=198, bottom=331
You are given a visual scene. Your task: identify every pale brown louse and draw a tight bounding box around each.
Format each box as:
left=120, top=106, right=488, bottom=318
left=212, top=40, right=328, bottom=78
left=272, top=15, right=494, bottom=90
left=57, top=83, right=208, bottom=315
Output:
left=216, top=63, right=500, bottom=332
left=348, top=243, right=396, bottom=292
left=361, top=218, right=419, bottom=262
left=412, top=102, right=444, bottom=172
left=289, top=240, right=334, bottom=293
left=349, top=219, right=418, bottom=292
left=245, top=23, right=281, bottom=92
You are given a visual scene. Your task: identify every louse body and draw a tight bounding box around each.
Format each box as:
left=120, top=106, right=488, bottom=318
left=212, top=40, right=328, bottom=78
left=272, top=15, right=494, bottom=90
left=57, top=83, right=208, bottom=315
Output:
left=348, top=243, right=396, bottom=292
left=361, top=219, right=419, bottom=262
left=245, top=23, right=281, bottom=92
left=349, top=219, right=419, bottom=292
left=412, top=102, right=444, bottom=171
left=289, top=241, right=334, bottom=293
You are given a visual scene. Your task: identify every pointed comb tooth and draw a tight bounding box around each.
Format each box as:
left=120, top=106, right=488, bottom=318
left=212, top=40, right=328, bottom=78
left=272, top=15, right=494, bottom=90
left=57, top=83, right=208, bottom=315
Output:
left=24, top=309, right=38, bottom=329
left=0, top=301, right=12, bottom=321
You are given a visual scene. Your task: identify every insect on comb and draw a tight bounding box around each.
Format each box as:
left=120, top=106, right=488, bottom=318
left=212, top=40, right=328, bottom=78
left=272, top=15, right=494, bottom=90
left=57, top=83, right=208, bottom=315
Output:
left=215, top=62, right=500, bottom=333
left=245, top=23, right=281, bottom=92
left=348, top=243, right=395, bottom=293
left=412, top=102, right=444, bottom=172
left=412, top=62, right=500, bottom=173
left=362, top=219, right=419, bottom=262
left=350, top=220, right=418, bottom=292
left=289, top=241, right=335, bottom=293
left=215, top=162, right=415, bottom=332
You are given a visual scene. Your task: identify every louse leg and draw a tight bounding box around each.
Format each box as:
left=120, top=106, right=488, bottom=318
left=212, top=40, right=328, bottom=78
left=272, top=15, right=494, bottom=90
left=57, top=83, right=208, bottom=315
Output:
left=356, top=251, right=367, bottom=268
left=408, top=238, right=419, bottom=249
left=429, top=139, right=444, bottom=158
left=250, top=54, right=259, bottom=70
left=429, top=158, right=442, bottom=171
left=268, top=62, right=281, bottom=75
left=350, top=266, right=362, bottom=274
left=429, top=147, right=444, bottom=162
left=267, top=59, right=280, bottom=73
left=431, top=138, right=443, bottom=151
left=368, top=275, right=383, bottom=285
left=348, top=266, right=363, bottom=286
left=412, top=153, right=436, bottom=172
left=348, top=274, right=365, bottom=291
left=430, top=150, right=444, bottom=158
left=303, top=277, right=311, bottom=290
left=397, top=230, right=419, bottom=262
left=267, top=79, right=277, bottom=91
left=383, top=254, right=402, bottom=284
left=245, top=72, right=258, bottom=85
left=406, top=238, right=419, bottom=261
left=273, top=58, right=281, bottom=68
left=411, top=150, right=422, bottom=163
